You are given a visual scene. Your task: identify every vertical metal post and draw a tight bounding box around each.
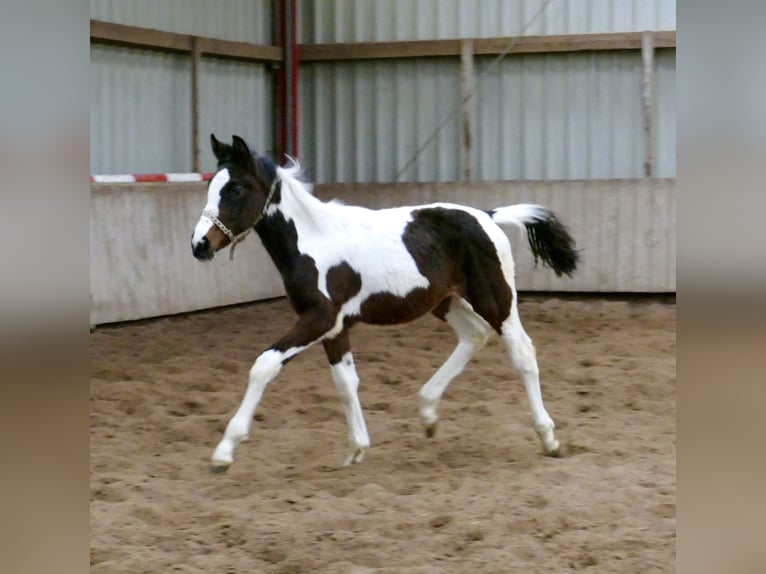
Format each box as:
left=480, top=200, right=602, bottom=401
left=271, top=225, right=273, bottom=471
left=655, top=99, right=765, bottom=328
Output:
left=641, top=31, right=655, bottom=178
left=191, top=36, right=202, bottom=172
left=460, top=40, right=475, bottom=181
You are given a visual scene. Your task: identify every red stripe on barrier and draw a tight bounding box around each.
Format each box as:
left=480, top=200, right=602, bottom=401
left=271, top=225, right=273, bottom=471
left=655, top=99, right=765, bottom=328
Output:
left=134, top=174, right=168, bottom=182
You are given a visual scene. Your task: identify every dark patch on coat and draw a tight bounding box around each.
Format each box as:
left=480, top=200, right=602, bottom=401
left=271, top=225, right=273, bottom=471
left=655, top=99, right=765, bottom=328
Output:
left=322, top=331, right=351, bottom=365
left=359, top=287, right=447, bottom=326
left=326, top=262, right=363, bottom=305
left=256, top=211, right=324, bottom=315
left=430, top=297, right=452, bottom=322
left=255, top=211, right=337, bottom=357
left=401, top=207, right=513, bottom=333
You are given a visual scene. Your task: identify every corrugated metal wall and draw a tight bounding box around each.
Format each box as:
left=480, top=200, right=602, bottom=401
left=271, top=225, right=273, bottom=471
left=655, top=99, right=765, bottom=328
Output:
left=654, top=49, right=676, bottom=178
left=473, top=50, right=673, bottom=180
left=299, top=58, right=462, bottom=183
left=298, top=49, right=675, bottom=182
left=90, top=0, right=274, bottom=174
left=91, top=44, right=192, bottom=173
left=298, top=0, right=676, bottom=183
left=90, top=0, right=272, bottom=44
left=91, top=1, right=675, bottom=178
left=298, top=0, right=676, bottom=43
left=90, top=45, right=274, bottom=174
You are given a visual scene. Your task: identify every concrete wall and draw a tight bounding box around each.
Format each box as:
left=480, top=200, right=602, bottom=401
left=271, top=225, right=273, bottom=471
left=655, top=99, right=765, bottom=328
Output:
left=90, top=184, right=285, bottom=325
left=90, top=178, right=675, bottom=325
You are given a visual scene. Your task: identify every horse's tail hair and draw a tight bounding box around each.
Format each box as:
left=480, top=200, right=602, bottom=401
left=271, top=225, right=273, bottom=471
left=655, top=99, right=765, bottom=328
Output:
left=489, top=204, right=580, bottom=278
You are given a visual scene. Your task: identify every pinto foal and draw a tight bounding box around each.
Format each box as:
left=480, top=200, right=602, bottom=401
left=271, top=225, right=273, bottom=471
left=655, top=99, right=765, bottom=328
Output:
left=191, top=135, right=579, bottom=473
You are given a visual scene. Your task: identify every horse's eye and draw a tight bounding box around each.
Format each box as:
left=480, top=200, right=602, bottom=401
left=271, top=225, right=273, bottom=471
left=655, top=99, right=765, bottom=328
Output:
left=229, top=186, right=242, bottom=198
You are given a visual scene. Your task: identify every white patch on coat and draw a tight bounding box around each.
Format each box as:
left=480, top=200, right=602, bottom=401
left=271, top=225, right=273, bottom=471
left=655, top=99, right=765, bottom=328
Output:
left=192, top=168, right=230, bottom=246
left=274, top=166, right=432, bottom=322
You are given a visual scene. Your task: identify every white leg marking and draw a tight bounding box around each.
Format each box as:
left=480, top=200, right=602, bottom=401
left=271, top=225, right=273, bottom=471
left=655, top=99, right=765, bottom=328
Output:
left=501, top=304, right=559, bottom=456
left=418, top=298, right=492, bottom=432
left=211, top=348, right=288, bottom=468
left=331, top=352, right=370, bottom=465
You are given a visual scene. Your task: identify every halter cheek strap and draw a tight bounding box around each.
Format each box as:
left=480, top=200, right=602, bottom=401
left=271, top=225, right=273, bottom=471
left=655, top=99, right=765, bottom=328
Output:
left=202, top=178, right=280, bottom=261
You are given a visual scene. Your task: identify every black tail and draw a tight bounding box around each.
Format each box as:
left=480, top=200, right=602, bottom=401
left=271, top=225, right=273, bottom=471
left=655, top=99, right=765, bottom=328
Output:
left=488, top=204, right=579, bottom=277
left=524, top=209, right=579, bottom=277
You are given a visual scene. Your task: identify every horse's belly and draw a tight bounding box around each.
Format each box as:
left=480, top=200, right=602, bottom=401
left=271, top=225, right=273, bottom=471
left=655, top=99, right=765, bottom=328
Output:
left=355, top=286, right=448, bottom=326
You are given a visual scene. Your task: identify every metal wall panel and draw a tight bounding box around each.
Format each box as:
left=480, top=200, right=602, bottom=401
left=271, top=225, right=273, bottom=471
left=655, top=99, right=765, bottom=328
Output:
left=300, top=48, right=676, bottom=183
left=198, top=58, right=275, bottom=173
left=299, top=58, right=462, bottom=183
left=90, top=44, right=274, bottom=174
left=654, top=49, right=676, bottom=178
left=473, top=50, right=644, bottom=180
left=90, top=44, right=192, bottom=174
left=299, top=0, right=676, bottom=43
left=90, top=0, right=273, bottom=44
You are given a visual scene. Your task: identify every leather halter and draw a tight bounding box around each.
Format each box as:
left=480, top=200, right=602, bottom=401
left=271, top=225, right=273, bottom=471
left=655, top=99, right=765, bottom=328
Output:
left=202, top=178, right=279, bottom=260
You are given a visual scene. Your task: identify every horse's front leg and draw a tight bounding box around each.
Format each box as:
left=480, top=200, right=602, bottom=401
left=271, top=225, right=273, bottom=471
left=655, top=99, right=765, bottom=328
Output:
left=210, top=309, right=338, bottom=473
left=323, top=331, right=370, bottom=466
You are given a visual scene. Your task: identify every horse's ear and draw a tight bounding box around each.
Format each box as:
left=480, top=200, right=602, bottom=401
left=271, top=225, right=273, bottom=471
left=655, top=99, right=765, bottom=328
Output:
left=210, top=134, right=229, bottom=162
left=231, top=135, right=255, bottom=170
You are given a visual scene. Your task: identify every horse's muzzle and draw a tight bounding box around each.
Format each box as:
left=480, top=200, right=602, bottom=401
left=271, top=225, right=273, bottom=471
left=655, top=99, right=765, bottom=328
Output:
left=192, top=236, right=214, bottom=261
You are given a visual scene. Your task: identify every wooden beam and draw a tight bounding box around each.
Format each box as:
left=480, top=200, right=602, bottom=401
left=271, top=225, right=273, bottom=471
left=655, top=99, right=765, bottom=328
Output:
left=90, top=20, right=191, bottom=52
left=91, top=20, right=674, bottom=64
left=196, top=37, right=282, bottom=63
left=641, top=32, right=655, bottom=178
left=191, top=37, right=202, bottom=173
left=300, top=31, right=676, bottom=62
left=90, top=20, right=283, bottom=62
left=460, top=40, right=475, bottom=181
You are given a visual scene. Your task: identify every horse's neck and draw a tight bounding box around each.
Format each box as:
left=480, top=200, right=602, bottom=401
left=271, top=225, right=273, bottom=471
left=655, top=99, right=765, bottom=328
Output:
left=276, top=171, right=327, bottom=227
left=255, top=172, right=333, bottom=275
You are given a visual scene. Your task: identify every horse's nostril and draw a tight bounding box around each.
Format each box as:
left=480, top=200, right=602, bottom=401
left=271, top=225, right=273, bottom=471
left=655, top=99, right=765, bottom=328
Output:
left=193, top=236, right=212, bottom=259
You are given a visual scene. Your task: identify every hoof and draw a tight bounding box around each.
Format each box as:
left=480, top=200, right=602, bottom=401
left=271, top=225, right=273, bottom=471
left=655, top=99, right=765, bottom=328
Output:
left=545, top=442, right=562, bottom=458
left=425, top=422, right=438, bottom=438
left=209, top=463, right=230, bottom=475
left=343, top=448, right=366, bottom=466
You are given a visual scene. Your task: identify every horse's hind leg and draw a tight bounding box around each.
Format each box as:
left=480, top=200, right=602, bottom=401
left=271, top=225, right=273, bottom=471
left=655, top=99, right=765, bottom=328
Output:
left=419, top=297, right=493, bottom=436
left=501, top=303, right=560, bottom=457
left=323, top=331, right=370, bottom=465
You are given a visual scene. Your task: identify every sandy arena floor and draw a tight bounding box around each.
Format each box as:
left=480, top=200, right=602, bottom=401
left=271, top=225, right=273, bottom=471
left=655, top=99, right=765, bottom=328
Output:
left=90, top=295, right=675, bottom=573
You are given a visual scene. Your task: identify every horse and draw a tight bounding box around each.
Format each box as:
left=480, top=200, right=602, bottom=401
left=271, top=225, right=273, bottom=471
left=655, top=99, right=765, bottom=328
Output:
left=191, top=134, right=579, bottom=473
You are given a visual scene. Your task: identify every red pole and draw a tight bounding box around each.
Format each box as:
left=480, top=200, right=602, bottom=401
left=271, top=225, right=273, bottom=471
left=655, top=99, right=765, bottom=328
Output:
left=275, top=0, right=285, bottom=160
left=275, top=0, right=298, bottom=160
left=290, top=0, right=299, bottom=158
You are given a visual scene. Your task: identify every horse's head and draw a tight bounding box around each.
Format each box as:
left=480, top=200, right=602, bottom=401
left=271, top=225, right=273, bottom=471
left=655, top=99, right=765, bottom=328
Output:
left=191, top=134, right=278, bottom=261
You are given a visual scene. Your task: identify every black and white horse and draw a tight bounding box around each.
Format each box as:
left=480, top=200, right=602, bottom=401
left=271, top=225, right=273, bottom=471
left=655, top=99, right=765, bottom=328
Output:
left=191, top=135, right=579, bottom=473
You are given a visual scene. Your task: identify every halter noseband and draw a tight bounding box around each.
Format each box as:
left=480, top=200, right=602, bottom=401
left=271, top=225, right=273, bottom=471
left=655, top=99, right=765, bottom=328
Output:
left=202, top=178, right=279, bottom=261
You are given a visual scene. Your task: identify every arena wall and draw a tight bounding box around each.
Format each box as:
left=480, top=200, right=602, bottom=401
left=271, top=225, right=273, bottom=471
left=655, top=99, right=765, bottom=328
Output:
left=90, top=178, right=675, bottom=325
